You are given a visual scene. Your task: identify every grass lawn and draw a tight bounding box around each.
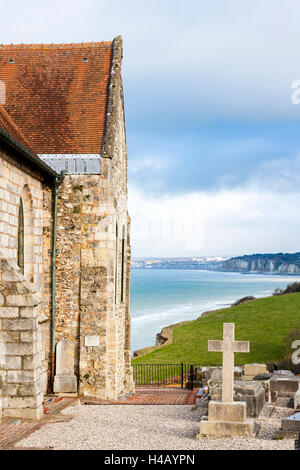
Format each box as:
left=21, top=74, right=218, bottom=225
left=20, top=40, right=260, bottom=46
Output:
left=132, top=293, right=300, bottom=365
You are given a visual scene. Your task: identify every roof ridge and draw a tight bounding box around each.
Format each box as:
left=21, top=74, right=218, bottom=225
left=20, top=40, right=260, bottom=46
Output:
left=0, top=41, right=112, bottom=50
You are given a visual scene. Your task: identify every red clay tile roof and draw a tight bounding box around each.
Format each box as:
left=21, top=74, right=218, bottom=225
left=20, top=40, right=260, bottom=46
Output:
left=0, top=103, right=35, bottom=153
left=0, top=42, right=113, bottom=154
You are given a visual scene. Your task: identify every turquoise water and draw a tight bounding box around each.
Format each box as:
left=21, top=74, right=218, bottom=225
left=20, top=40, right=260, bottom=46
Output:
left=130, top=269, right=300, bottom=354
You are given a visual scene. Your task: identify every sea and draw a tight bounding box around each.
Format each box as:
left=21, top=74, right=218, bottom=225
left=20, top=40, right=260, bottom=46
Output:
left=130, top=269, right=300, bottom=354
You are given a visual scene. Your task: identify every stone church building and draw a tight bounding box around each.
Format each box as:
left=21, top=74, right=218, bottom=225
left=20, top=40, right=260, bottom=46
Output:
left=0, top=37, right=134, bottom=419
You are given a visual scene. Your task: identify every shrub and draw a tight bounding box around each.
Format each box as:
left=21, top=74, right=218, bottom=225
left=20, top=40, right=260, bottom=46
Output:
left=273, top=282, right=300, bottom=296
left=273, top=287, right=284, bottom=296
left=284, top=282, right=300, bottom=294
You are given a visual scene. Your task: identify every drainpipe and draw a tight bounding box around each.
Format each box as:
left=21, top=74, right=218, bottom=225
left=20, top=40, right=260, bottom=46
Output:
left=51, top=171, right=64, bottom=387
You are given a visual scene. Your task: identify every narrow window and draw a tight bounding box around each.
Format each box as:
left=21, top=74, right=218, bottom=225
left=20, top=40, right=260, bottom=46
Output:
left=120, top=225, right=125, bottom=302
left=115, top=222, right=118, bottom=304
left=17, top=198, right=24, bottom=274
left=0, top=80, right=5, bottom=105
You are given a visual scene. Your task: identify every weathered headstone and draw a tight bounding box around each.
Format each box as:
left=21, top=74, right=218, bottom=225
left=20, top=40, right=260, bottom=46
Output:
left=270, top=376, right=300, bottom=399
left=294, top=390, right=300, bottom=410
left=274, top=370, right=294, bottom=376
left=243, top=363, right=268, bottom=380
left=234, top=381, right=265, bottom=418
left=276, top=412, right=300, bottom=439
left=53, top=339, right=77, bottom=393
left=209, top=380, right=265, bottom=418
left=198, top=323, right=256, bottom=438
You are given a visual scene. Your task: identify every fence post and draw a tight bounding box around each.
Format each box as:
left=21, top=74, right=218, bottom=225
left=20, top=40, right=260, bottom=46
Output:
left=190, top=364, right=194, bottom=390
left=181, top=362, right=184, bottom=388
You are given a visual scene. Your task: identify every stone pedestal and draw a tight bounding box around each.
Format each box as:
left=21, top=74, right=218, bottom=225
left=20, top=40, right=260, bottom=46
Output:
left=198, top=401, right=255, bottom=438
left=53, top=339, right=77, bottom=394
left=53, top=375, right=77, bottom=393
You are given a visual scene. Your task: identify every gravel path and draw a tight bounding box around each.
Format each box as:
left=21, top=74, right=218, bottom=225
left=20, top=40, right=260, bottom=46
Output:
left=17, top=400, right=295, bottom=450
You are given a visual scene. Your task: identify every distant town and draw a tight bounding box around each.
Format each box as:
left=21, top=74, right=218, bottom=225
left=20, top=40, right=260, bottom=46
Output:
left=131, top=252, right=300, bottom=274
left=131, top=256, right=228, bottom=270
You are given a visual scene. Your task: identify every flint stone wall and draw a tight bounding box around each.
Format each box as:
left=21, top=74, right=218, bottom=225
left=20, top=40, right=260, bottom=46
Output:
left=52, top=36, right=134, bottom=400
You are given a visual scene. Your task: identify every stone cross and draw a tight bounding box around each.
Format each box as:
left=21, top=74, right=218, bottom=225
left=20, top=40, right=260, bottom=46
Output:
left=208, top=323, right=249, bottom=403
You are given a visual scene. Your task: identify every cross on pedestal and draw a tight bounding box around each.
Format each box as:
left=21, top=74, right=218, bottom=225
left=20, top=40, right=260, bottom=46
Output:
left=208, top=323, right=249, bottom=403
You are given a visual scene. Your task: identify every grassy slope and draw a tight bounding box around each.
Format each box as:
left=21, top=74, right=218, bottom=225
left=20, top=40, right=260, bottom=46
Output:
left=132, top=293, right=300, bottom=365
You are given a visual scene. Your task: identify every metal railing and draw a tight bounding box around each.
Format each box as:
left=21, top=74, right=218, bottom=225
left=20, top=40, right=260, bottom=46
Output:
left=132, top=363, right=222, bottom=388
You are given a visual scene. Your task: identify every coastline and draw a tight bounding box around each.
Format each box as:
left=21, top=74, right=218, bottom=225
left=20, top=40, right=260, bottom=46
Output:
left=132, top=266, right=300, bottom=276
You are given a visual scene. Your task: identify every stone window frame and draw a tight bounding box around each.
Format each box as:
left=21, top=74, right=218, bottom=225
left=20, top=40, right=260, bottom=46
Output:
left=20, top=184, right=34, bottom=284
left=17, top=197, right=24, bottom=274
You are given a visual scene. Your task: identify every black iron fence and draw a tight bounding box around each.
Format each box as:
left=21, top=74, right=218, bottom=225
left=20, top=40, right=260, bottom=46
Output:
left=132, top=363, right=222, bottom=388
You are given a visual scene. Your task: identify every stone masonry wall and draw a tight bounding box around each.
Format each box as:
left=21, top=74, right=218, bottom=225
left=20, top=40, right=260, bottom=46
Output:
left=55, top=168, right=131, bottom=399
left=0, top=251, right=44, bottom=420
left=0, top=149, right=44, bottom=292
left=0, top=148, right=52, bottom=395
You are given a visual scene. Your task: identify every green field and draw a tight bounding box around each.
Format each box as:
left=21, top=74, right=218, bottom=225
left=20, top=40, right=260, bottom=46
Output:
left=132, top=293, right=300, bottom=365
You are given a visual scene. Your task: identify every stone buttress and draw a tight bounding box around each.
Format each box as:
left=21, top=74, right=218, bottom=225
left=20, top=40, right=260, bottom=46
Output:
left=0, top=251, right=45, bottom=419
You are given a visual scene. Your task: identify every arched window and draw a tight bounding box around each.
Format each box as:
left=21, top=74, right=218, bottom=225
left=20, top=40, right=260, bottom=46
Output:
left=120, top=225, right=125, bottom=302
left=20, top=184, right=34, bottom=284
left=115, top=222, right=118, bottom=304
left=17, top=198, right=24, bottom=274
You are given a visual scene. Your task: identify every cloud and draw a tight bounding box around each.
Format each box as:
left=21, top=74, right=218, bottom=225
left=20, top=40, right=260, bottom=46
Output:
left=2, top=0, right=300, bottom=258
left=129, top=153, right=300, bottom=257
left=3, top=0, right=300, bottom=122
left=129, top=156, right=167, bottom=174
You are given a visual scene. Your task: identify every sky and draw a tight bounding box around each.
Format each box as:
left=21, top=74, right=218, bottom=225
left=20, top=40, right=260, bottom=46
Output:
left=2, top=0, right=300, bottom=257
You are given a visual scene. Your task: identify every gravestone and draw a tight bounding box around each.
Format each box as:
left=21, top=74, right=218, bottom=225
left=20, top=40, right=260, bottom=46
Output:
left=294, top=390, right=300, bottom=410
left=53, top=339, right=77, bottom=394
left=274, top=370, right=294, bottom=376
left=198, top=323, right=256, bottom=438
left=270, top=376, right=300, bottom=399
left=234, top=381, right=265, bottom=418
left=276, top=412, right=300, bottom=439
left=209, top=381, right=265, bottom=418
left=242, top=363, right=268, bottom=381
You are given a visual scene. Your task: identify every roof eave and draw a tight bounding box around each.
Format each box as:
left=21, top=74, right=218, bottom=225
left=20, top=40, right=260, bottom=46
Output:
left=0, top=128, right=58, bottom=181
